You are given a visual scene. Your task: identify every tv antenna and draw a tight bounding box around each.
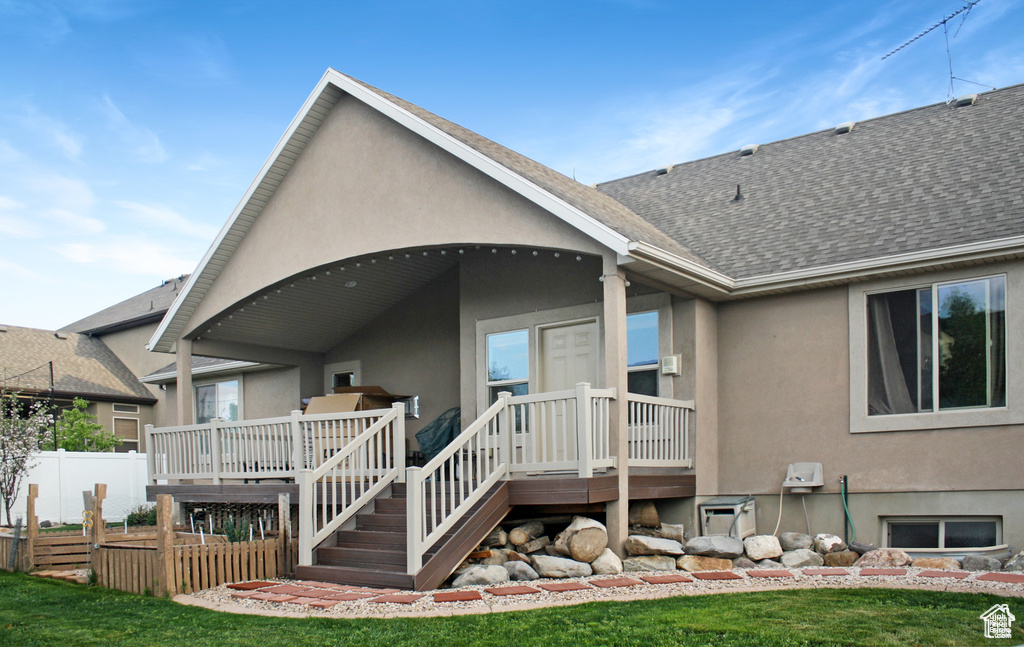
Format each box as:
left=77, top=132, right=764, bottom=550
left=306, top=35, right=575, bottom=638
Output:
left=881, top=1, right=994, bottom=100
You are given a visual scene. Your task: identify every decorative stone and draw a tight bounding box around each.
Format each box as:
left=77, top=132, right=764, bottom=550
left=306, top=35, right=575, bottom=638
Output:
left=480, top=551, right=509, bottom=565
left=962, top=555, right=1002, bottom=572
left=853, top=548, right=912, bottom=568
left=590, top=548, right=624, bottom=575
left=732, top=556, right=758, bottom=569
left=684, top=535, right=744, bottom=559
left=625, top=535, right=685, bottom=556
left=743, top=535, right=783, bottom=561
left=39, top=520, right=52, bottom=528
left=543, top=545, right=561, bottom=556
left=530, top=555, right=593, bottom=578
left=757, top=559, right=785, bottom=569
left=677, top=555, right=733, bottom=572
left=779, top=549, right=824, bottom=568
left=452, top=564, right=509, bottom=587
left=658, top=523, right=686, bottom=543
left=628, top=500, right=660, bottom=528
left=849, top=541, right=877, bottom=556
left=823, top=550, right=859, bottom=567
left=779, top=532, right=813, bottom=552
left=912, top=557, right=961, bottom=570
left=1003, top=551, right=1024, bottom=571
left=503, top=560, right=540, bottom=581
left=623, top=555, right=678, bottom=572
left=813, top=533, right=847, bottom=554
left=506, top=550, right=530, bottom=563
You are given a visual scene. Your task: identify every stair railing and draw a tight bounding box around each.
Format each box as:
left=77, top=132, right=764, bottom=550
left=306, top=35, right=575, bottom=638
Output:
left=297, top=403, right=405, bottom=566
left=406, top=394, right=510, bottom=574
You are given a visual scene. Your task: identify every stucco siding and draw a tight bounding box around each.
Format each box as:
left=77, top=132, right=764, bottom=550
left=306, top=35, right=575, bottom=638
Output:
left=242, top=367, right=302, bottom=419
left=182, top=93, right=606, bottom=339
left=717, top=286, right=1023, bottom=495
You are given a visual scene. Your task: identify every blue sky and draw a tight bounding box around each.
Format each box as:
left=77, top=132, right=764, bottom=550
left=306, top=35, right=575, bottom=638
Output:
left=1, top=0, right=1022, bottom=330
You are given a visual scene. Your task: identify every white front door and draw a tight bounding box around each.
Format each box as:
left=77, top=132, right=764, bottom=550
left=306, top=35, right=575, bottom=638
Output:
left=535, top=320, right=599, bottom=464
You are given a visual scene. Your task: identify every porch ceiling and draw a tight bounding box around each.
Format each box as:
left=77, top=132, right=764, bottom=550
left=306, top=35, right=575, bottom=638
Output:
left=189, top=250, right=458, bottom=353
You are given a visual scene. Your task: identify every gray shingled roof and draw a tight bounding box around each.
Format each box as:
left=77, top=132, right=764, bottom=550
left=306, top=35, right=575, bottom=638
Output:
left=351, top=77, right=712, bottom=268
left=596, top=84, right=1024, bottom=279
left=0, top=325, right=156, bottom=402
left=63, top=275, right=189, bottom=334
left=141, top=356, right=259, bottom=382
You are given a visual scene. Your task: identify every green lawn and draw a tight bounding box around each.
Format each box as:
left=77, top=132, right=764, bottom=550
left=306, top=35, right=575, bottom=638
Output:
left=1, top=571, right=1021, bottom=646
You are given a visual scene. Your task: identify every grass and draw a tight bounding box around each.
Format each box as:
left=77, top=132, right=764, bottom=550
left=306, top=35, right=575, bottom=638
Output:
left=1, top=571, right=1021, bottom=646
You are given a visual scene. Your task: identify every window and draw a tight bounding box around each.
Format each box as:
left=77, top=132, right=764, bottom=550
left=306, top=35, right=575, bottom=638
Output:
left=332, top=371, right=355, bottom=389
left=627, top=311, right=659, bottom=397
left=885, top=517, right=1001, bottom=550
left=113, top=417, right=139, bottom=452
left=112, top=403, right=139, bottom=414
left=486, top=329, right=529, bottom=404
left=867, top=275, right=1006, bottom=416
left=195, top=379, right=239, bottom=424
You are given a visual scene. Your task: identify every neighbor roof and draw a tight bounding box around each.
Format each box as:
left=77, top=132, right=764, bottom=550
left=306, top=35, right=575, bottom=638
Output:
left=598, top=83, right=1024, bottom=279
left=64, top=275, right=190, bottom=335
left=0, top=325, right=156, bottom=403
left=139, top=356, right=272, bottom=384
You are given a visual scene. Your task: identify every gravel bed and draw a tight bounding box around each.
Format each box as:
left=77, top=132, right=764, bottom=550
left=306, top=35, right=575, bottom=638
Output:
left=184, top=567, right=1024, bottom=618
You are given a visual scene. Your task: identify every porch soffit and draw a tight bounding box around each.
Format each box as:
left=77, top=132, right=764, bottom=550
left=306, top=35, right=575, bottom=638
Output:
left=189, top=250, right=458, bottom=354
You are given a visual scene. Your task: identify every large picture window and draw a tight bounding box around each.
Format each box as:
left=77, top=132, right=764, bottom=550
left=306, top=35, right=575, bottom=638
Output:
left=867, top=276, right=1006, bottom=416
left=195, top=379, right=240, bottom=424
left=486, top=330, right=529, bottom=404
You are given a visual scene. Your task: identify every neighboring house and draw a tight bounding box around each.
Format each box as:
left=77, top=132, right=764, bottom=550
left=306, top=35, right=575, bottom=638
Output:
left=142, top=69, right=1023, bottom=588
left=0, top=324, right=156, bottom=451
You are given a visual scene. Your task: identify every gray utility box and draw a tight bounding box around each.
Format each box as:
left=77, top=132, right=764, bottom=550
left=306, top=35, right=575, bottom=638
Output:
left=699, top=496, right=756, bottom=538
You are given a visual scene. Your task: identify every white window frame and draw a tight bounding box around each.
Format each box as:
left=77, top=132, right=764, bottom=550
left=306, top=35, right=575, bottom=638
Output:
left=112, top=416, right=140, bottom=451
left=849, top=262, right=1024, bottom=433
left=324, top=360, right=361, bottom=394
left=112, top=403, right=139, bottom=414
left=475, top=294, right=672, bottom=418
left=882, top=516, right=1004, bottom=553
left=485, top=328, right=530, bottom=402
left=194, top=375, right=243, bottom=423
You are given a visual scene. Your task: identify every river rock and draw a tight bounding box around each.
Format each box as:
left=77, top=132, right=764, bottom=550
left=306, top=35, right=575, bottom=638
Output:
left=780, top=549, right=824, bottom=568
left=823, top=550, right=859, bottom=567
left=912, top=557, right=962, bottom=570
left=853, top=548, right=912, bottom=568
left=530, top=554, right=593, bottom=578
left=849, top=541, right=877, bottom=556
left=480, top=551, right=509, bottom=565
left=732, top=556, right=757, bottom=569
left=452, top=564, right=509, bottom=587
left=590, top=548, right=624, bottom=575
left=658, top=523, right=686, bottom=543
left=743, top=535, right=783, bottom=561
left=962, top=555, right=1002, bottom=572
left=625, top=535, right=685, bottom=556
left=1004, top=551, right=1024, bottom=571
left=506, top=550, right=530, bottom=563
left=623, top=555, right=678, bottom=572
left=504, top=560, right=540, bottom=581
left=779, top=532, right=813, bottom=552
left=628, top=500, right=660, bottom=528
left=684, top=535, right=744, bottom=559
left=757, top=559, right=785, bottom=569
left=677, top=555, right=733, bottom=572
left=813, top=533, right=847, bottom=554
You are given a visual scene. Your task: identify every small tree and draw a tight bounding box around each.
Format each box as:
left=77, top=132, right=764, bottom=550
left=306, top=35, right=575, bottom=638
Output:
left=0, top=393, right=47, bottom=526
left=47, top=398, right=121, bottom=452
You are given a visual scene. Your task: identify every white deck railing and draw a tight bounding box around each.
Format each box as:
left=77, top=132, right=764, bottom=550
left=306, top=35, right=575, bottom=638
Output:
left=297, top=403, right=404, bottom=566
left=626, top=393, right=694, bottom=468
left=145, top=408, right=390, bottom=484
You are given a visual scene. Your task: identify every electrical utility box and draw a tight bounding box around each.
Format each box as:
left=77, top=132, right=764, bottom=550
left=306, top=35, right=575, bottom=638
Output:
left=699, top=496, right=757, bottom=538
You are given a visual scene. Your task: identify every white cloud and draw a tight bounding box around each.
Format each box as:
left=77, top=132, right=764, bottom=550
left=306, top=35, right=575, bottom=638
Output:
left=114, top=200, right=218, bottom=239
left=22, top=173, right=96, bottom=212
left=39, top=207, right=106, bottom=234
left=186, top=152, right=225, bottom=172
left=100, top=94, right=167, bottom=163
left=53, top=237, right=199, bottom=277
left=16, top=107, right=83, bottom=159
left=0, top=256, right=43, bottom=280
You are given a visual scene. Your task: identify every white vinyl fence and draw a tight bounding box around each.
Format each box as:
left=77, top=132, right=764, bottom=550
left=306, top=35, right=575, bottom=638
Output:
left=9, top=450, right=150, bottom=525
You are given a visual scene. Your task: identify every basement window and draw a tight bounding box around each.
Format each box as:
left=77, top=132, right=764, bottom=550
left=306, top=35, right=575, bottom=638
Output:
left=885, top=517, right=1001, bottom=550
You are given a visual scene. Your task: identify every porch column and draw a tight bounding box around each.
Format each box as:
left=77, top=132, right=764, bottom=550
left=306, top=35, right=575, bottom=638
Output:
left=602, top=255, right=630, bottom=556
left=176, top=338, right=194, bottom=426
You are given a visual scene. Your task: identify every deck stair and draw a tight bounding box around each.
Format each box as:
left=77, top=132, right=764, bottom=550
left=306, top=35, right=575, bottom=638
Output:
left=295, top=480, right=510, bottom=591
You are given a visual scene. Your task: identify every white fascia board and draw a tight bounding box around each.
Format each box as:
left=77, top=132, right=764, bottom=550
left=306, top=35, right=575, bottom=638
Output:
left=731, top=234, right=1024, bottom=295
left=148, top=71, right=342, bottom=353
left=626, top=241, right=735, bottom=293
left=325, top=70, right=632, bottom=257
left=139, top=360, right=266, bottom=384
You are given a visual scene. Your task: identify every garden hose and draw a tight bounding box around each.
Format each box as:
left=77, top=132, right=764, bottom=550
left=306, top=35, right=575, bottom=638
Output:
left=841, top=476, right=856, bottom=543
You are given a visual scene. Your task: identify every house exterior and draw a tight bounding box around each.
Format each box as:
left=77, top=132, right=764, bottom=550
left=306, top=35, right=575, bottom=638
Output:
left=142, top=69, right=1024, bottom=587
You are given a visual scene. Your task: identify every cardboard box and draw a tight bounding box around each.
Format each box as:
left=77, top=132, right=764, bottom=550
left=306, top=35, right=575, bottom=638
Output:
left=304, top=386, right=409, bottom=414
